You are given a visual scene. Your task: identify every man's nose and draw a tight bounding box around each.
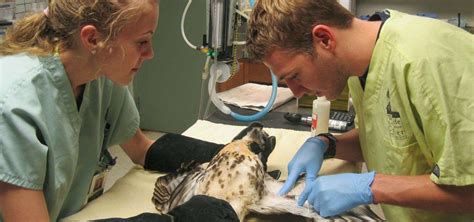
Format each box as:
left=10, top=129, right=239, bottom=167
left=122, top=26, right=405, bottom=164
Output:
left=286, top=79, right=306, bottom=98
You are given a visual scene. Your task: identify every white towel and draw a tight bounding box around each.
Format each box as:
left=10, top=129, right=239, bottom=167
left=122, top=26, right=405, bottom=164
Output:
left=217, top=83, right=294, bottom=111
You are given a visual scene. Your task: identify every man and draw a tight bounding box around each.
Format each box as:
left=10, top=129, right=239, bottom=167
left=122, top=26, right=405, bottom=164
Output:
left=246, top=0, right=474, bottom=221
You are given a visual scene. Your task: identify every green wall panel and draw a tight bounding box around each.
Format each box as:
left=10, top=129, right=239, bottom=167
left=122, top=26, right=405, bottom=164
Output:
left=133, top=1, right=207, bottom=133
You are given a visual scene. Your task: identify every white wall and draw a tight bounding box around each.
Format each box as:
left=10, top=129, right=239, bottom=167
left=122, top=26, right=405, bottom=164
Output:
left=14, top=0, right=47, bottom=19
left=356, top=0, right=473, bottom=25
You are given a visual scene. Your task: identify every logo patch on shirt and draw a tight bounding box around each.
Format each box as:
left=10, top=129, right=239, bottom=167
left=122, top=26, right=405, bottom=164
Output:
left=432, top=164, right=441, bottom=178
left=385, top=90, right=406, bottom=140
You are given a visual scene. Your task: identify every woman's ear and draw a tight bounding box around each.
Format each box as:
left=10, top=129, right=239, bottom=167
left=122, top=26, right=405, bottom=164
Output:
left=79, top=25, right=102, bottom=54
left=311, top=25, right=336, bottom=51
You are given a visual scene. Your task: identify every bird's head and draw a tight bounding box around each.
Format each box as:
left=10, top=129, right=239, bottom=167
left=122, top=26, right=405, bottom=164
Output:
left=232, top=122, right=276, bottom=171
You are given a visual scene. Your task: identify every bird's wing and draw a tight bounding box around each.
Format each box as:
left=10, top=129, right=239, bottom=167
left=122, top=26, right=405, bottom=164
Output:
left=152, top=162, right=208, bottom=213
left=248, top=175, right=384, bottom=221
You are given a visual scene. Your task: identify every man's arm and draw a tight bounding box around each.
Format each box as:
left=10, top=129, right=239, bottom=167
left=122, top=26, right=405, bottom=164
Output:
left=120, top=129, right=154, bottom=166
left=333, top=128, right=364, bottom=162
left=372, top=174, right=474, bottom=213
left=0, top=182, right=50, bottom=222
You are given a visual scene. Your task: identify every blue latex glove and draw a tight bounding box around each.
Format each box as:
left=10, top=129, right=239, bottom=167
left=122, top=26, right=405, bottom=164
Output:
left=278, top=137, right=327, bottom=197
left=249, top=0, right=256, bottom=7
left=304, top=171, right=375, bottom=217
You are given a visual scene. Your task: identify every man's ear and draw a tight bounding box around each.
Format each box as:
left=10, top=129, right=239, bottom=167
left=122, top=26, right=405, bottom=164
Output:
left=79, top=25, right=102, bottom=54
left=311, top=24, right=336, bottom=51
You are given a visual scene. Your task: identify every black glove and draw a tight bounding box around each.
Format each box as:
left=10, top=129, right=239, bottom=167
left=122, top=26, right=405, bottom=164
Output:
left=92, top=195, right=238, bottom=222
left=92, top=212, right=173, bottom=222
left=144, top=133, right=225, bottom=172
left=169, top=195, right=239, bottom=222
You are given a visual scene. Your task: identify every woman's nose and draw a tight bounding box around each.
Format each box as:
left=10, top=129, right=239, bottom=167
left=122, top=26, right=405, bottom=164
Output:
left=142, top=45, right=154, bottom=60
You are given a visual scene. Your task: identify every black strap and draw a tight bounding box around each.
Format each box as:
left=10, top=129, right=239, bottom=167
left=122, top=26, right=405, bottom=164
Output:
left=316, top=133, right=337, bottom=159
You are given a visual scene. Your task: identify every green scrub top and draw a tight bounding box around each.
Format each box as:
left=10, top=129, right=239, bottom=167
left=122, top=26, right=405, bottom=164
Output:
left=348, top=10, right=474, bottom=222
left=0, top=53, right=140, bottom=221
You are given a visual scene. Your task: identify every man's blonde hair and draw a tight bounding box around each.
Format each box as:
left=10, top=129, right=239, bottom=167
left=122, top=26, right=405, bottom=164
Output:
left=0, top=0, right=158, bottom=56
left=246, top=0, right=354, bottom=60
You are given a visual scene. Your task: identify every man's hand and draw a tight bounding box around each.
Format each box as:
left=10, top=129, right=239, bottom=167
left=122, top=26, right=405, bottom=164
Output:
left=278, top=137, right=327, bottom=196
left=303, top=172, right=375, bottom=217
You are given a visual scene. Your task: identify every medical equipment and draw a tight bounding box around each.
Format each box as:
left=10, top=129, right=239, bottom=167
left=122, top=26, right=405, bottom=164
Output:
left=284, top=111, right=355, bottom=132
left=311, top=96, right=330, bottom=136
left=181, top=0, right=278, bottom=122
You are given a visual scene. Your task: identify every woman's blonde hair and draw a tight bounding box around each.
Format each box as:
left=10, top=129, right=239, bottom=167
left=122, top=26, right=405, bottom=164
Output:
left=246, top=0, right=354, bottom=60
left=0, top=0, right=157, bottom=56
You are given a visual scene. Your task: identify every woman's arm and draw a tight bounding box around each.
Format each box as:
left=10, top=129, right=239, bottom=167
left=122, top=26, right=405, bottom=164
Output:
left=0, top=182, right=50, bottom=222
left=120, top=129, right=154, bottom=166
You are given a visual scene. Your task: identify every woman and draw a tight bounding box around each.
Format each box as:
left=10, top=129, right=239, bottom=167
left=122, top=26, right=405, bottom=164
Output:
left=0, top=1, right=237, bottom=221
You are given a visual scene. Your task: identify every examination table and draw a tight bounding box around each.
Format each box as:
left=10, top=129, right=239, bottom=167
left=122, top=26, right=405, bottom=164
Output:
left=62, top=120, right=380, bottom=221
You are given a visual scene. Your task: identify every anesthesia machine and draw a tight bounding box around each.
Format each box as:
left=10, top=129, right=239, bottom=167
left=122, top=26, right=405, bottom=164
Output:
left=181, top=0, right=278, bottom=121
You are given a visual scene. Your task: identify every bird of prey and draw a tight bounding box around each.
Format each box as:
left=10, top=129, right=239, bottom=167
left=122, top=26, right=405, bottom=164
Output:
left=152, top=122, right=383, bottom=221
